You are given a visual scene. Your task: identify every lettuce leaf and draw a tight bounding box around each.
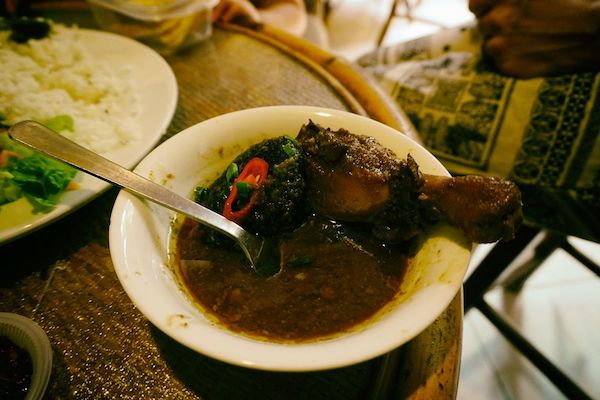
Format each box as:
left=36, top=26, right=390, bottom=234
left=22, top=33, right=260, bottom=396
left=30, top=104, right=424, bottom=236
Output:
left=0, top=172, right=21, bottom=204
left=44, top=115, right=74, bottom=133
left=0, top=131, right=77, bottom=211
left=0, top=132, right=33, bottom=157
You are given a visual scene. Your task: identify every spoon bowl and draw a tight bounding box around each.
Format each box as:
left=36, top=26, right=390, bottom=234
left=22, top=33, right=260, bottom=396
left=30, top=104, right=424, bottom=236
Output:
left=8, top=120, right=279, bottom=275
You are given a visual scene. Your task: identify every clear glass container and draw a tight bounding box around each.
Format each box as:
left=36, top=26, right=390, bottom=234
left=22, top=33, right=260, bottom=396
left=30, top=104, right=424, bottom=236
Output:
left=87, top=0, right=218, bottom=55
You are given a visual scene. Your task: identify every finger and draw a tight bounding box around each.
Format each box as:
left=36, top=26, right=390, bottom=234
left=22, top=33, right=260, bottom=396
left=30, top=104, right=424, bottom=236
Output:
left=478, top=0, right=595, bottom=36
left=484, top=33, right=592, bottom=59
left=469, top=0, right=495, bottom=17
left=477, top=2, right=518, bottom=36
left=220, top=5, right=242, bottom=23
left=498, top=56, right=555, bottom=79
left=212, top=1, right=229, bottom=22
left=483, top=33, right=600, bottom=77
left=216, top=3, right=247, bottom=23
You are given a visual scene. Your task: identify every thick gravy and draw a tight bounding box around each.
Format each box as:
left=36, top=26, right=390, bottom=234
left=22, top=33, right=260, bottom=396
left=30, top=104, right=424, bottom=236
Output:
left=173, top=215, right=409, bottom=342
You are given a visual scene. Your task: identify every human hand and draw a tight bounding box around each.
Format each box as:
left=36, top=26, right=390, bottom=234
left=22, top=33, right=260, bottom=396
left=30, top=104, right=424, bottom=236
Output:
left=469, top=0, right=600, bottom=78
left=212, top=0, right=307, bottom=36
left=212, top=0, right=262, bottom=26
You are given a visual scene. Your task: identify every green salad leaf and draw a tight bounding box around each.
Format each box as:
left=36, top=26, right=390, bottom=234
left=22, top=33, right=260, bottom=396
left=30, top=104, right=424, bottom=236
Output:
left=44, top=115, right=74, bottom=133
left=0, top=130, right=77, bottom=212
left=0, top=171, right=21, bottom=204
left=0, top=131, right=33, bottom=157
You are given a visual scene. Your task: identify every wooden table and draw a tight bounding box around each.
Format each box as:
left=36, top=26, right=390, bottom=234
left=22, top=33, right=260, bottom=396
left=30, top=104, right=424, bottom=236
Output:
left=0, top=11, right=462, bottom=399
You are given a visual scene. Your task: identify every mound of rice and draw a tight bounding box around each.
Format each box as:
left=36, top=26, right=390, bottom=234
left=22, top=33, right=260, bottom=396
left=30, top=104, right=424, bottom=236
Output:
left=0, top=22, right=140, bottom=153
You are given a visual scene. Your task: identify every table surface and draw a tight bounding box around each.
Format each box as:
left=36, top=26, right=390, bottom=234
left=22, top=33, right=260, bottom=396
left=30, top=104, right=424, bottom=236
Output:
left=0, top=11, right=462, bottom=400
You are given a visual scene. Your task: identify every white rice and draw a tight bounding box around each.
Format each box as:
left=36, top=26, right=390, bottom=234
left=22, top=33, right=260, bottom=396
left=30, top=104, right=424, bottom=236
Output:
left=0, top=22, right=140, bottom=153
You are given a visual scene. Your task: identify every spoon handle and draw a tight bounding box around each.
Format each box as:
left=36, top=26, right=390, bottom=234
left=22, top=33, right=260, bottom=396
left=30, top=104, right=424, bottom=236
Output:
left=8, top=120, right=261, bottom=262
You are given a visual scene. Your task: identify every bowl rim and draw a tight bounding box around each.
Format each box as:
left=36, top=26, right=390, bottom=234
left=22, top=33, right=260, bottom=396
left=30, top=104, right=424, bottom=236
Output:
left=109, top=105, right=472, bottom=371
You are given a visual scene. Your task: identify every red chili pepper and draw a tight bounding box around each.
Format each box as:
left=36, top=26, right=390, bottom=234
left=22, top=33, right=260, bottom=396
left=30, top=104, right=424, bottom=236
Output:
left=223, top=157, right=269, bottom=225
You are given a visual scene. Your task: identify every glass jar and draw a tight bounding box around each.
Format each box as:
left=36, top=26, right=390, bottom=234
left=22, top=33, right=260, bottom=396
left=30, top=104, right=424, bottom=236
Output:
left=87, top=0, right=218, bottom=55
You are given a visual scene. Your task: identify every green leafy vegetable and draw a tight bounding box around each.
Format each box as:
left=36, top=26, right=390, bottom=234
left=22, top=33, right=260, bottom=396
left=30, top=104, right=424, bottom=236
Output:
left=0, top=132, right=33, bottom=157
left=9, top=155, right=74, bottom=195
left=235, top=181, right=253, bottom=203
left=197, top=136, right=306, bottom=237
left=7, top=155, right=76, bottom=211
left=193, top=186, right=208, bottom=204
left=44, top=115, right=74, bottom=133
left=0, top=131, right=77, bottom=211
left=225, top=163, right=239, bottom=184
left=282, top=142, right=297, bottom=157
left=0, top=172, right=21, bottom=204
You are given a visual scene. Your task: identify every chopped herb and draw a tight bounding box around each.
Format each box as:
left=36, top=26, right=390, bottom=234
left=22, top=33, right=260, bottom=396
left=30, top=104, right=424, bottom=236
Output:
left=225, top=163, right=238, bottom=184
left=193, top=186, right=208, bottom=204
left=282, top=142, right=297, bottom=157
left=235, top=181, right=253, bottom=202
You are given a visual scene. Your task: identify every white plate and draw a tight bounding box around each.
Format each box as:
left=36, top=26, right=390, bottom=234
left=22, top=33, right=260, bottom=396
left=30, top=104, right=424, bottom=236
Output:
left=0, top=29, right=178, bottom=244
left=109, top=106, right=472, bottom=372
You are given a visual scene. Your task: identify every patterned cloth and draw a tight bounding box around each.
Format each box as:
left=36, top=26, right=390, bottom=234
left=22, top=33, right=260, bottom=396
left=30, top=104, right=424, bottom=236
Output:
left=357, top=25, right=600, bottom=241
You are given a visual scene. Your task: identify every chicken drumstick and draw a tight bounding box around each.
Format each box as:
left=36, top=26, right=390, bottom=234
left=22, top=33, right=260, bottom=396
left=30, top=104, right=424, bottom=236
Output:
left=297, top=121, right=522, bottom=243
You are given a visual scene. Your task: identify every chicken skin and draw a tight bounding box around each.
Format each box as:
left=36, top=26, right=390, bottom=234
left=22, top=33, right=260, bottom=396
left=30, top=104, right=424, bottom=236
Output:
left=420, top=174, right=523, bottom=243
left=297, top=121, right=522, bottom=243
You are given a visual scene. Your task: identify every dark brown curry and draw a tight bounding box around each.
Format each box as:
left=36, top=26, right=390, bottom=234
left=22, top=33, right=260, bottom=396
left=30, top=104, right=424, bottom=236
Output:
left=174, top=215, right=409, bottom=342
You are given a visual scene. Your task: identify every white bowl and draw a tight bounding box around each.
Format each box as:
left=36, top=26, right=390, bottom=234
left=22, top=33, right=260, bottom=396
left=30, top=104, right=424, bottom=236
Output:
left=109, top=105, right=471, bottom=371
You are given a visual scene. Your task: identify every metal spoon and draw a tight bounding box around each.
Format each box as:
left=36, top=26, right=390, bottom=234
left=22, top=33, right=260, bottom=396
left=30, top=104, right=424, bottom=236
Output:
left=9, top=120, right=280, bottom=276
